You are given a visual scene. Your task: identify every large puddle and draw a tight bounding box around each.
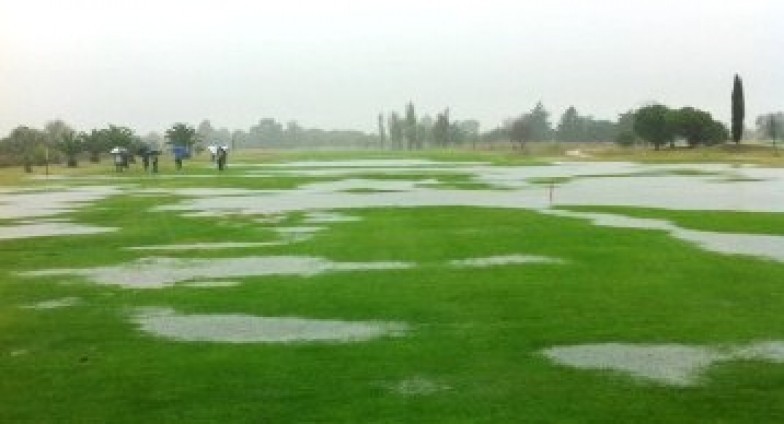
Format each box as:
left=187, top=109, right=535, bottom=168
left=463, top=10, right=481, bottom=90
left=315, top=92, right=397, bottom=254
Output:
left=541, top=341, right=784, bottom=386
left=132, top=307, right=408, bottom=343
left=20, top=256, right=413, bottom=289
left=0, top=186, right=119, bottom=220
left=0, top=221, right=117, bottom=240
left=544, top=210, right=784, bottom=263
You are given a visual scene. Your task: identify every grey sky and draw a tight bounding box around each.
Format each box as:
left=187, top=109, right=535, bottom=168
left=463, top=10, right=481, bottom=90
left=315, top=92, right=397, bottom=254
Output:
left=1, top=0, right=781, bottom=135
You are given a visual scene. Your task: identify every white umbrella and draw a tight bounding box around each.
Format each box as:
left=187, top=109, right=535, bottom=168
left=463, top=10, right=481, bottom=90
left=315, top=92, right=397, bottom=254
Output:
left=110, top=147, right=127, bottom=154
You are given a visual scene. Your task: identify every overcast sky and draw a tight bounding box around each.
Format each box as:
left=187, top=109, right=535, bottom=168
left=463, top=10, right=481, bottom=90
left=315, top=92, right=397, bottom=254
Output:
left=1, top=0, right=781, bottom=135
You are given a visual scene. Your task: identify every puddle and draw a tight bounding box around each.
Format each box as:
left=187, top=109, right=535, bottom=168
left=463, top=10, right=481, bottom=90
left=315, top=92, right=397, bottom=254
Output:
left=0, top=221, right=117, bottom=240
left=449, top=254, right=565, bottom=267
left=541, top=341, right=784, bottom=386
left=20, top=256, right=413, bottom=289
left=126, top=241, right=280, bottom=251
left=0, top=186, right=119, bottom=220
left=543, top=210, right=784, bottom=263
left=274, top=226, right=325, bottom=243
left=153, top=162, right=784, bottom=219
left=21, top=297, right=82, bottom=309
left=302, top=211, right=361, bottom=224
left=258, top=159, right=482, bottom=168
left=386, top=377, right=450, bottom=396
left=181, top=281, right=242, bottom=288
left=132, top=307, right=408, bottom=343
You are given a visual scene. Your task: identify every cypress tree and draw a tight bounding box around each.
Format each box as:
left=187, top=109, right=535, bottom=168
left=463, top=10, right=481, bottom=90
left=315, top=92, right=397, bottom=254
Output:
left=731, top=74, right=745, bottom=144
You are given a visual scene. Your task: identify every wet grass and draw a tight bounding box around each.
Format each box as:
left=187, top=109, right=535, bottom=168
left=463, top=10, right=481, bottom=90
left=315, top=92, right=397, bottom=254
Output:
left=2, top=153, right=784, bottom=422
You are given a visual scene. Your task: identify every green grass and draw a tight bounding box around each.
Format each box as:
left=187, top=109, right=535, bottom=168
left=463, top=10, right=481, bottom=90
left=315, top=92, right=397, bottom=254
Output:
left=2, top=152, right=784, bottom=422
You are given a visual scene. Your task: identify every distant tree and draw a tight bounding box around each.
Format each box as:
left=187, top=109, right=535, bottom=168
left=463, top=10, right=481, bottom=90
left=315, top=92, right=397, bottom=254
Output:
left=82, top=129, right=108, bottom=162
left=756, top=112, right=784, bottom=141
left=510, top=115, right=532, bottom=149
left=459, top=120, right=481, bottom=148
left=418, top=115, right=434, bottom=147
left=2, top=126, right=47, bottom=172
left=731, top=74, right=745, bottom=144
left=377, top=113, right=386, bottom=149
left=404, top=102, right=418, bottom=150
left=633, top=104, right=673, bottom=150
left=556, top=106, right=581, bottom=142
left=528, top=102, right=553, bottom=141
left=284, top=121, right=303, bottom=146
left=165, top=123, right=199, bottom=148
left=668, top=107, right=716, bottom=147
left=388, top=112, right=404, bottom=150
left=249, top=118, right=284, bottom=146
left=104, top=125, right=139, bottom=149
left=432, top=109, right=450, bottom=147
left=196, top=119, right=216, bottom=151
left=58, top=131, right=83, bottom=167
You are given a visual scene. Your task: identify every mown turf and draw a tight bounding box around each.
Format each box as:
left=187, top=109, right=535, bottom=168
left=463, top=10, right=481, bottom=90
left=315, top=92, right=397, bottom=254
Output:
left=2, top=154, right=784, bottom=423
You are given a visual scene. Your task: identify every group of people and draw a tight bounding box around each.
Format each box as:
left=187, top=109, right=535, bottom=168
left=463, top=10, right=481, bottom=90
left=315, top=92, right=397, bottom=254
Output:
left=112, top=147, right=159, bottom=173
left=110, top=145, right=227, bottom=173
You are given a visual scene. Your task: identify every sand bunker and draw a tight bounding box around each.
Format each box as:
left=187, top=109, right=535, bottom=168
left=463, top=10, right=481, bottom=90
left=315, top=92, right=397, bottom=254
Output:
left=126, top=241, right=280, bottom=251
left=544, top=210, right=784, bottom=263
left=132, top=307, right=408, bottom=343
left=0, top=221, right=117, bottom=240
left=449, top=254, right=565, bottom=267
left=20, top=256, right=413, bottom=289
left=541, top=341, right=784, bottom=386
left=21, top=297, right=82, bottom=309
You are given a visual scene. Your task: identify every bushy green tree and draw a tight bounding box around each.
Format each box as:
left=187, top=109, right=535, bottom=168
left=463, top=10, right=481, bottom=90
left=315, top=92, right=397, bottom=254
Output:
left=2, top=126, right=48, bottom=172
left=58, top=131, right=83, bottom=167
left=510, top=115, right=532, bottom=149
left=165, top=123, right=199, bottom=148
left=634, top=105, right=673, bottom=150
left=528, top=102, right=553, bottom=141
left=556, top=106, right=581, bottom=142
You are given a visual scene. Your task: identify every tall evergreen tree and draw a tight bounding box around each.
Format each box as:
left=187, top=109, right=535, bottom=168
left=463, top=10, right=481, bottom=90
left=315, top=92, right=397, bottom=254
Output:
left=404, top=102, right=418, bottom=150
left=377, top=113, right=386, bottom=149
left=731, top=74, right=745, bottom=144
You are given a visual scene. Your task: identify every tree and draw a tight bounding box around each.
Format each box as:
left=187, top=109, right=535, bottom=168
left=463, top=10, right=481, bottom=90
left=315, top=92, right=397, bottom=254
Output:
left=404, top=102, right=418, bottom=150
left=104, top=125, right=139, bottom=150
left=58, top=131, right=83, bottom=167
left=432, top=109, right=450, bottom=147
left=82, top=129, right=108, bottom=162
left=510, top=115, right=532, bottom=149
left=377, top=113, right=386, bottom=149
left=165, top=123, right=198, bottom=148
left=388, top=112, right=403, bottom=150
left=633, top=104, right=673, bottom=150
left=528, top=102, right=553, bottom=141
left=556, top=106, right=581, bottom=142
left=2, top=126, right=47, bottom=172
left=731, top=74, right=745, bottom=144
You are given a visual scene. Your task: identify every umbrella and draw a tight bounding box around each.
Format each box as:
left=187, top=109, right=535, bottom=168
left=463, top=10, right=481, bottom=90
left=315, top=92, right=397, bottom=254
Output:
left=110, top=146, right=127, bottom=154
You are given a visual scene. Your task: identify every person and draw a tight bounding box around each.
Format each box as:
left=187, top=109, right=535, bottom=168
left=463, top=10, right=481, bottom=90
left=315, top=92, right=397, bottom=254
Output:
left=113, top=152, right=124, bottom=172
left=173, top=145, right=186, bottom=171
left=139, top=147, right=150, bottom=172
left=151, top=152, right=159, bottom=173
left=216, top=146, right=228, bottom=171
